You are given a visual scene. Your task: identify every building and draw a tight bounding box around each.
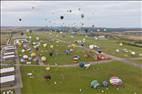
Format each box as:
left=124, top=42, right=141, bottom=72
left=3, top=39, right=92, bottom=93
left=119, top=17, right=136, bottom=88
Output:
left=0, top=67, right=16, bottom=87
left=3, top=52, right=15, bottom=56
left=2, top=55, right=16, bottom=61
left=0, top=75, right=16, bottom=87
left=3, top=46, right=16, bottom=52
left=0, top=67, right=15, bottom=77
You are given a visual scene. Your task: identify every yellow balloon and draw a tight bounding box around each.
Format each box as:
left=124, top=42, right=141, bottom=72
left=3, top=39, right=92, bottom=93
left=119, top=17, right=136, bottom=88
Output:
left=31, top=52, right=36, bottom=57
left=50, top=45, right=54, bottom=48
left=72, top=44, right=76, bottom=48
left=43, top=43, right=47, bottom=48
left=18, top=41, right=22, bottom=46
left=41, top=56, right=47, bottom=61
left=46, top=67, right=50, bottom=71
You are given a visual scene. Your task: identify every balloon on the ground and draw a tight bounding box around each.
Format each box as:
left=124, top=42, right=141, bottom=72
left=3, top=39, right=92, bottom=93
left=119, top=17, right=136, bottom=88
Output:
left=90, top=80, right=100, bottom=89
left=41, top=56, right=47, bottom=61
left=46, top=67, right=50, bottom=71
left=31, top=52, right=36, bottom=57
left=110, top=76, right=123, bottom=86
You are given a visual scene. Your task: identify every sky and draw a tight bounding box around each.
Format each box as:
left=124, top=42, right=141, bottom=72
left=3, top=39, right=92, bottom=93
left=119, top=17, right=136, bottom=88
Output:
left=1, top=1, right=142, bottom=28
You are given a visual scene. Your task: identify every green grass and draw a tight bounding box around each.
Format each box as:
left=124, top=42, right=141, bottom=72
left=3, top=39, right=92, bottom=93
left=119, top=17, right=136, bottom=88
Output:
left=133, top=59, right=142, bottom=64
left=31, top=32, right=142, bottom=58
left=17, top=32, right=142, bottom=65
left=18, top=32, right=96, bottom=65
left=0, top=33, right=9, bottom=45
left=21, top=61, right=142, bottom=94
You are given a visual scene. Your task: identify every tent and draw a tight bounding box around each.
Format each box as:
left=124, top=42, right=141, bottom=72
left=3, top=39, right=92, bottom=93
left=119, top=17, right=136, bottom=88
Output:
left=90, top=80, right=100, bottom=89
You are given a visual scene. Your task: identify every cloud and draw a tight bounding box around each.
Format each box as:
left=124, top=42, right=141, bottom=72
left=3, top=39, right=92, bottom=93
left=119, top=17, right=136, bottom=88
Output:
left=1, top=1, right=142, bottom=28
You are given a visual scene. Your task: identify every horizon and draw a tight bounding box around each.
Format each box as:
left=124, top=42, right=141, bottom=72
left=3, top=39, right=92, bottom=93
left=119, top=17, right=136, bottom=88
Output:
left=1, top=26, right=142, bottom=29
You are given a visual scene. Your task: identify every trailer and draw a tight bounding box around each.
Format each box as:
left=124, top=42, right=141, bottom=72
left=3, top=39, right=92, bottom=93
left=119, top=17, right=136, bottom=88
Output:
left=0, top=67, right=15, bottom=77
left=0, top=75, right=16, bottom=87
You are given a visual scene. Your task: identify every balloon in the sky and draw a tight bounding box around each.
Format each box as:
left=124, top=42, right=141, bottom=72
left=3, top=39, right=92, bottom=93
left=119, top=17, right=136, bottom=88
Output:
left=78, top=8, right=81, bottom=11
left=32, top=6, right=34, bottom=9
left=81, top=23, right=84, bottom=26
left=92, top=25, right=95, bottom=28
left=69, top=10, right=72, bottom=13
left=60, top=16, right=64, bottom=20
left=67, top=10, right=72, bottom=13
left=19, top=18, right=22, bottom=21
left=81, top=14, right=84, bottom=18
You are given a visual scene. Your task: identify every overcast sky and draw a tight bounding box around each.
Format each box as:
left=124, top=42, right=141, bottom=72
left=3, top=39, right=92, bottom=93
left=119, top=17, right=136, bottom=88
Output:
left=1, top=1, right=142, bottom=28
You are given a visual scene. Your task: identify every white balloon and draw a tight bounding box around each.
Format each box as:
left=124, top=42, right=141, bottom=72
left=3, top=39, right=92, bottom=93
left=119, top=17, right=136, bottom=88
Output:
left=36, top=37, right=39, bottom=40
left=21, top=49, right=25, bottom=53
left=131, top=51, right=136, bottom=55
left=119, top=43, right=123, bottom=46
left=23, top=55, right=28, bottom=59
left=116, top=49, right=120, bottom=52
left=89, top=45, right=94, bottom=49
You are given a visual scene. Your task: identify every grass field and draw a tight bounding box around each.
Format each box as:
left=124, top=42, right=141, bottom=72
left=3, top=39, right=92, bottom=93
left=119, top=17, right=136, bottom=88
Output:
left=1, top=31, right=142, bottom=94
left=32, top=32, right=142, bottom=58
left=21, top=61, right=142, bottom=94
left=17, top=32, right=142, bottom=65
left=17, top=32, right=96, bottom=65
left=0, top=34, right=9, bottom=45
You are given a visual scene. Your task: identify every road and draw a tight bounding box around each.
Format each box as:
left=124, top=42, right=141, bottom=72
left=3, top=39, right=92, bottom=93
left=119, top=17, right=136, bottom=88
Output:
left=14, top=53, right=23, bottom=94
left=103, top=53, right=142, bottom=68
left=1, top=59, right=113, bottom=68
left=80, top=45, right=142, bottom=69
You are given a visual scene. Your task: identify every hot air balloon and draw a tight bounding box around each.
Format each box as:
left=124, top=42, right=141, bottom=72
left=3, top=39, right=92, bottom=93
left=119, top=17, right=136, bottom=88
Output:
left=19, top=18, right=22, bottom=21
left=60, top=16, right=64, bottom=20
left=41, top=56, right=47, bottom=62
left=81, top=14, right=84, bottom=18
